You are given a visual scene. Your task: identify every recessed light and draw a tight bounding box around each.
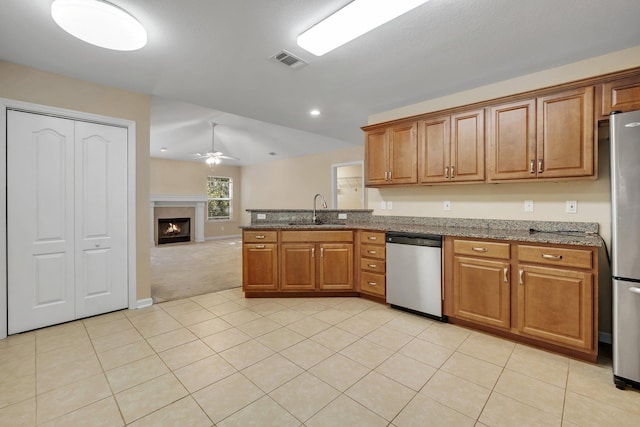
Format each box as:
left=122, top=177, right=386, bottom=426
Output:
left=51, top=0, right=147, bottom=51
left=310, top=109, right=321, bottom=116
left=160, top=147, right=167, bottom=152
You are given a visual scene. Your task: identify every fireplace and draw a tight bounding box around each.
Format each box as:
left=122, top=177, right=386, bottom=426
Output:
left=158, top=218, right=191, bottom=244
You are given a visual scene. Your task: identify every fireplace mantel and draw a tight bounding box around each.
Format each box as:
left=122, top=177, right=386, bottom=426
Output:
left=150, top=194, right=207, bottom=245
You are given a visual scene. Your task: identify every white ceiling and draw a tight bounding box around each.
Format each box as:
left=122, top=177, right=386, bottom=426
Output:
left=1, top=0, right=640, bottom=166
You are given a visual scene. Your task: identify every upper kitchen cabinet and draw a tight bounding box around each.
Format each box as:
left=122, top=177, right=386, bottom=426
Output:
left=488, top=87, right=594, bottom=182
left=365, top=122, right=417, bottom=186
left=418, top=109, right=485, bottom=184
left=597, top=73, right=640, bottom=119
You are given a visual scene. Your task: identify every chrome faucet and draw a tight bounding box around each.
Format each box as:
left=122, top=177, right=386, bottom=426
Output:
left=312, top=193, right=327, bottom=224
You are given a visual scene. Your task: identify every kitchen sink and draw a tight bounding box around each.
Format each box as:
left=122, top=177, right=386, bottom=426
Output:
left=287, top=221, right=346, bottom=226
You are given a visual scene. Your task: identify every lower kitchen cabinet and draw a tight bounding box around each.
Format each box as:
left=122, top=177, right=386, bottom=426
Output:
left=517, top=264, right=593, bottom=350
left=318, top=244, right=354, bottom=290
left=444, top=236, right=599, bottom=361
left=280, top=243, right=315, bottom=290
left=280, top=242, right=354, bottom=291
left=358, top=231, right=386, bottom=298
left=243, top=231, right=279, bottom=291
left=453, top=256, right=510, bottom=329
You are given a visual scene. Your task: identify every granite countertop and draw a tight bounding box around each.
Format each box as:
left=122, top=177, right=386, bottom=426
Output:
left=241, top=221, right=602, bottom=247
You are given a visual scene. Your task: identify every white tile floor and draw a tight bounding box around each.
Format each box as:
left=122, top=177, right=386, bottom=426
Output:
left=1, top=287, right=639, bottom=426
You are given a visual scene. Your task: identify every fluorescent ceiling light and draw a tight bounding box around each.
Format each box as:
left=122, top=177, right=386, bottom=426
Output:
left=51, top=0, right=147, bottom=51
left=297, top=0, right=429, bottom=56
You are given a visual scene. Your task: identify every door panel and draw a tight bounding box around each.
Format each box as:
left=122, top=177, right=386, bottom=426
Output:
left=418, top=116, right=450, bottom=183
left=451, top=109, right=485, bottom=182
left=75, top=122, right=128, bottom=317
left=8, top=111, right=75, bottom=334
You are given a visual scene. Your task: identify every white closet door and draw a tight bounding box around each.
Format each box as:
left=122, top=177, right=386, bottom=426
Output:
left=7, top=111, right=76, bottom=334
left=74, top=121, right=128, bottom=317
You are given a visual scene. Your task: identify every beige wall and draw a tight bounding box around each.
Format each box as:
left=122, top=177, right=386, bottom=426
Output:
left=240, top=145, right=364, bottom=224
left=0, top=60, right=152, bottom=300
left=150, top=158, right=242, bottom=238
left=337, top=164, right=364, bottom=209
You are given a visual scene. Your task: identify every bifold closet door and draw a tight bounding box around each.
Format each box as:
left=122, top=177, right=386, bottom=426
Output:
left=7, top=110, right=128, bottom=334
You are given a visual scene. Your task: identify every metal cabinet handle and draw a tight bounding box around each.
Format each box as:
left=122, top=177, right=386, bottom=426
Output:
left=384, top=171, right=388, bottom=181
left=368, top=264, right=377, bottom=268
left=320, top=247, right=324, bottom=258
left=445, top=166, right=449, bottom=179
left=472, top=247, right=488, bottom=252
left=538, top=159, right=544, bottom=173
left=312, top=247, right=315, bottom=258
left=451, top=165, right=455, bottom=179
left=255, top=235, right=265, bottom=239
left=388, top=171, right=392, bottom=181
left=530, top=160, right=535, bottom=174
left=630, top=287, right=640, bottom=294
left=255, top=244, right=265, bottom=249
left=367, top=282, right=378, bottom=286
left=519, top=269, right=524, bottom=285
left=368, top=250, right=377, bottom=255
left=503, top=267, right=509, bottom=283
left=368, top=236, right=377, bottom=240
left=542, top=253, right=563, bottom=260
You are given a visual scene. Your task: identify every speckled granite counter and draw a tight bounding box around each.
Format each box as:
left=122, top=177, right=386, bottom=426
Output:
left=242, top=209, right=602, bottom=247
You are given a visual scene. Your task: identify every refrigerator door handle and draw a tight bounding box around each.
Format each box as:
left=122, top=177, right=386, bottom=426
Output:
left=629, top=287, right=640, bottom=295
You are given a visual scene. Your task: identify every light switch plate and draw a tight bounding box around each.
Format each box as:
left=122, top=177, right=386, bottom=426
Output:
left=380, top=201, right=387, bottom=210
left=444, top=201, right=451, bottom=211
left=387, top=201, right=393, bottom=210
left=257, top=213, right=266, bottom=220
left=566, top=200, right=577, bottom=214
left=338, top=213, right=347, bottom=219
left=524, top=200, right=534, bottom=212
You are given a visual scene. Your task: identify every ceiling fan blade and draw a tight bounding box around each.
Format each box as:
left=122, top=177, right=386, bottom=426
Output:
left=218, top=154, right=240, bottom=160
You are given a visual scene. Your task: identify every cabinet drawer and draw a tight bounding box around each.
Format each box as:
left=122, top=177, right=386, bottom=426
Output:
left=281, top=230, right=353, bottom=242
left=361, top=244, right=386, bottom=260
left=360, top=257, right=385, bottom=273
left=360, top=231, right=385, bottom=244
left=360, top=271, right=385, bottom=296
left=454, top=239, right=510, bottom=259
left=243, top=230, right=278, bottom=243
left=517, top=245, right=593, bottom=269
left=599, top=74, right=640, bottom=117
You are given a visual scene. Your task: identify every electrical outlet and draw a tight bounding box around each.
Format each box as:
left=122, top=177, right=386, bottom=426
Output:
left=524, top=200, right=534, bottom=212
left=338, top=213, right=347, bottom=219
left=380, top=201, right=387, bottom=210
left=387, top=201, right=393, bottom=210
left=443, top=200, right=451, bottom=211
left=257, top=213, right=266, bottom=220
left=566, top=200, right=577, bottom=214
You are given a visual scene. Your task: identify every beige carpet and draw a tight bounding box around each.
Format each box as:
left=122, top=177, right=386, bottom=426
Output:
left=151, top=237, right=242, bottom=303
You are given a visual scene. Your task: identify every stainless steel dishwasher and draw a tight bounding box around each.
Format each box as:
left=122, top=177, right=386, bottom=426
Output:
left=386, top=231, right=444, bottom=320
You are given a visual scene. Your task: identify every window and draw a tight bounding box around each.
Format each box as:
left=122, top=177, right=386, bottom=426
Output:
left=207, top=176, right=232, bottom=220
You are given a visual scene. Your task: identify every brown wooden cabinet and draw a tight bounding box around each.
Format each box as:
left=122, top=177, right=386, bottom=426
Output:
left=598, top=73, right=640, bottom=119
left=365, top=122, right=417, bottom=186
left=445, top=236, right=599, bottom=361
left=242, top=231, right=278, bottom=291
left=515, top=244, right=595, bottom=351
left=358, top=230, right=386, bottom=298
left=419, top=109, right=484, bottom=184
left=488, top=87, right=594, bottom=182
left=280, top=230, right=354, bottom=292
left=451, top=240, right=511, bottom=329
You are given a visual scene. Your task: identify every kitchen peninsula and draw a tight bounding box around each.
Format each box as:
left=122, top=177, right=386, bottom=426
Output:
left=242, top=209, right=602, bottom=362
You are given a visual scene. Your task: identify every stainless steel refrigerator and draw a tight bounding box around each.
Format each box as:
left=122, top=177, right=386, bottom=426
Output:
left=610, top=109, right=640, bottom=390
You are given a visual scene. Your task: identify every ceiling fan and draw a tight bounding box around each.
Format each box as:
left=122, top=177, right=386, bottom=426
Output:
left=193, top=122, right=239, bottom=165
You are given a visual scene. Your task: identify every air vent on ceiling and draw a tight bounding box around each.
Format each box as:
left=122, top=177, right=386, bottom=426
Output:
left=272, top=50, right=308, bottom=69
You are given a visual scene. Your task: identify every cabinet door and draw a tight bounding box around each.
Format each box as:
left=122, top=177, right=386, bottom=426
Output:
left=365, top=129, right=389, bottom=186
left=388, top=122, right=418, bottom=184
left=453, top=256, right=510, bottom=329
left=517, top=264, right=593, bottom=350
left=488, top=99, right=537, bottom=181
left=599, top=74, right=640, bottom=118
left=418, top=116, right=450, bottom=183
left=280, top=243, right=315, bottom=290
left=537, top=87, right=594, bottom=178
left=450, top=109, right=485, bottom=182
left=243, top=243, right=278, bottom=290
left=319, top=243, right=354, bottom=290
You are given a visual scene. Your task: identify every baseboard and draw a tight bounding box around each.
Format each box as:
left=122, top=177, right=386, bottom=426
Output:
left=136, top=298, right=153, bottom=309
left=205, top=234, right=241, bottom=241
left=599, top=332, right=612, bottom=344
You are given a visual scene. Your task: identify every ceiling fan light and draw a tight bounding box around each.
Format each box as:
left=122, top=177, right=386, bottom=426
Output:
left=205, top=157, right=216, bottom=165
left=297, top=0, right=429, bottom=56
left=51, top=0, right=147, bottom=51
